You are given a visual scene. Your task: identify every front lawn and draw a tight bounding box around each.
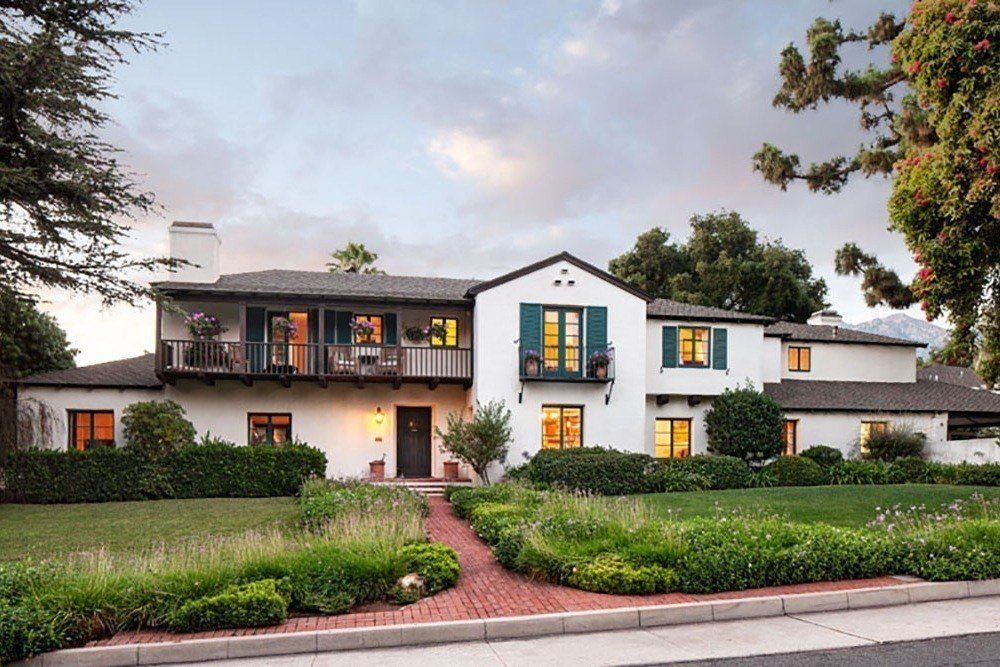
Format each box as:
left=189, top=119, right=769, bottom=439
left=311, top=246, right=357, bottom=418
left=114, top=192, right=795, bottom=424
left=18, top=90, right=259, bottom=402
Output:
left=637, top=484, right=1000, bottom=527
left=0, top=497, right=300, bottom=561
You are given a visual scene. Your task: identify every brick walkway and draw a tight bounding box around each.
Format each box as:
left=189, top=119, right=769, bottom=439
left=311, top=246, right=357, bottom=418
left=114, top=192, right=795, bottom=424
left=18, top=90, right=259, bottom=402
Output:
left=91, top=496, right=906, bottom=646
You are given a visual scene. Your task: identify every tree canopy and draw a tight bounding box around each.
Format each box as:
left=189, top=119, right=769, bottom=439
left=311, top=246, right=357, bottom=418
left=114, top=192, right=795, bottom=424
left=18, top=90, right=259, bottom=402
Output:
left=326, top=242, right=385, bottom=274
left=609, top=211, right=828, bottom=322
left=754, top=1, right=999, bottom=386
left=0, top=0, right=178, bottom=304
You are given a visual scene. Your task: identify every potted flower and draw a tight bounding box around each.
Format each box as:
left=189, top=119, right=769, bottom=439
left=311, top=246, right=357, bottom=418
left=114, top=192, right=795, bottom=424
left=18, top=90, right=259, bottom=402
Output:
left=522, top=349, right=542, bottom=377
left=589, top=349, right=612, bottom=379
left=443, top=460, right=460, bottom=481
left=403, top=325, right=427, bottom=343
left=350, top=318, right=376, bottom=342
left=185, top=312, right=227, bottom=340
left=272, top=316, right=299, bottom=340
left=369, top=454, right=386, bottom=481
left=183, top=312, right=229, bottom=367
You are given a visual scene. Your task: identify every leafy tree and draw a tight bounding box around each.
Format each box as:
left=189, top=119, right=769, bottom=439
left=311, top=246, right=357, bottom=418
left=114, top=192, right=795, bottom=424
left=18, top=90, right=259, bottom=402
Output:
left=435, top=400, right=512, bottom=485
left=326, top=242, right=385, bottom=274
left=754, top=2, right=999, bottom=386
left=121, top=399, right=197, bottom=457
left=705, top=384, right=785, bottom=465
left=0, top=0, right=179, bottom=304
left=610, top=211, right=828, bottom=322
left=0, top=289, right=76, bottom=451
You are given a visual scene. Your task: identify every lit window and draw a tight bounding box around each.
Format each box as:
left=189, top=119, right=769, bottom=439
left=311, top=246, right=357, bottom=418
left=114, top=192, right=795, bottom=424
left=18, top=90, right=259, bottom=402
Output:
left=353, top=314, right=383, bottom=344
left=679, top=327, right=710, bottom=367
left=654, top=418, right=691, bottom=458
left=249, top=413, right=292, bottom=445
left=542, top=307, right=581, bottom=375
left=783, top=419, right=798, bottom=456
left=69, top=410, right=114, bottom=451
left=788, top=346, right=811, bottom=372
left=429, top=317, right=459, bottom=347
left=859, top=420, right=887, bottom=454
left=541, top=406, right=583, bottom=449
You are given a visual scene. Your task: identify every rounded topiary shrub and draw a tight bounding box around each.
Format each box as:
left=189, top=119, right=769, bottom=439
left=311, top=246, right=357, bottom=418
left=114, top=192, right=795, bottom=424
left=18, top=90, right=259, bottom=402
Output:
left=705, top=385, right=785, bottom=465
left=763, top=456, right=826, bottom=487
left=863, top=424, right=926, bottom=461
left=800, top=445, right=843, bottom=467
left=121, top=399, right=196, bottom=457
left=566, top=554, right=675, bottom=594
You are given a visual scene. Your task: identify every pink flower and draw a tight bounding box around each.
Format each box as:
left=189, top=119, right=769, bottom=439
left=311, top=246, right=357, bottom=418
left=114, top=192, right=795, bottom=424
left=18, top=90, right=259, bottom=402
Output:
left=945, top=11, right=957, bottom=23
left=936, top=78, right=947, bottom=88
left=908, top=61, right=922, bottom=74
left=975, top=38, right=990, bottom=51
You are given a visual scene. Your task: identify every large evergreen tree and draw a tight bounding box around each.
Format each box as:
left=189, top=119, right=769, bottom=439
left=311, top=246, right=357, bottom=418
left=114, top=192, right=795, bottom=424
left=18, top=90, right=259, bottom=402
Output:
left=0, top=0, right=177, bottom=304
left=610, top=211, right=828, bottom=322
left=754, top=1, right=999, bottom=386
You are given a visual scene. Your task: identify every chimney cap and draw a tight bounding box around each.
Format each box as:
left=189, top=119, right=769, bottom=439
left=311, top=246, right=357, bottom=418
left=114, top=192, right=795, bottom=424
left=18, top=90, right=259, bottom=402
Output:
left=171, top=221, right=215, bottom=230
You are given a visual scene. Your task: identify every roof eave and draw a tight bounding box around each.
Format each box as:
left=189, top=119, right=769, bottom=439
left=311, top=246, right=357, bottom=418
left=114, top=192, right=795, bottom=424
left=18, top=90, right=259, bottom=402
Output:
left=646, top=313, right=773, bottom=325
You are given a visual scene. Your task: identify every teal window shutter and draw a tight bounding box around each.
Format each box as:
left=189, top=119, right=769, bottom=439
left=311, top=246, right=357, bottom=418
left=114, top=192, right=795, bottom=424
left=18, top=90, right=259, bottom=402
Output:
left=323, top=310, right=338, bottom=344
left=712, top=328, right=728, bottom=370
left=384, top=313, right=398, bottom=344
left=661, top=326, right=677, bottom=368
left=519, top=303, right=542, bottom=351
left=336, top=311, right=353, bottom=344
left=246, top=307, right=266, bottom=373
left=585, top=306, right=608, bottom=353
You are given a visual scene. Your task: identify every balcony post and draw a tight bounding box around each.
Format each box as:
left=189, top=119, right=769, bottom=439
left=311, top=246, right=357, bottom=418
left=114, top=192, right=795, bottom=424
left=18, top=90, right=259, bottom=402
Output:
left=154, top=301, right=163, bottom=372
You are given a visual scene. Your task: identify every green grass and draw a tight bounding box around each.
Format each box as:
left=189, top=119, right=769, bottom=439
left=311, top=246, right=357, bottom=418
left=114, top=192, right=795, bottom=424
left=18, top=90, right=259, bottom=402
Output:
left=637, top=484, right=1000, bottom=527
left=0, top=496, right=299, bottom=561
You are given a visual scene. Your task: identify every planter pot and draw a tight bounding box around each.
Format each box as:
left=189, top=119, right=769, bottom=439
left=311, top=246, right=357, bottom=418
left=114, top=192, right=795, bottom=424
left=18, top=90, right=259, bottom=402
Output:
left=594, top=364, right=608, bottom=380
left=369, top=460, right=386, bottom=481
left=443, top=460, right=459, bottom=481
left=524, top=359, right=540, bottom=377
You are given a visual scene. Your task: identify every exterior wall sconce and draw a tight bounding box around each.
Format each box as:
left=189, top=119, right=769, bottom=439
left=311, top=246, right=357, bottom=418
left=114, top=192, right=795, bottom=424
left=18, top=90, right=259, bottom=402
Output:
left=374, top=406, right=385, bottom=425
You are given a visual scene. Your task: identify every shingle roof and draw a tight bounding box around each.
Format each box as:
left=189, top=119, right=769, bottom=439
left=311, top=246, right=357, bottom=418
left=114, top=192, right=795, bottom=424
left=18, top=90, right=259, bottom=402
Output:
left=764, top=379, right=1000, bottom=414
left=916, top=364, right=986, bottom=390
left=764, top=321, right=926, bottom=347
left=155, top=270, right=481, bottom=304
left=18, top=354, right=163, bottom=389
left=646, top=299, right=773, bottom=324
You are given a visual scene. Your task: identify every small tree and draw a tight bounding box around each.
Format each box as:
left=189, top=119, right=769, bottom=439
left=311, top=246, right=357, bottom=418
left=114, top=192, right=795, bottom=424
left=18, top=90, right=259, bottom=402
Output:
left=705, top=385, right=784, bottom=465
left=436, top=400, right=512, bottom=485
left=121, top=400, right=196, bottom=457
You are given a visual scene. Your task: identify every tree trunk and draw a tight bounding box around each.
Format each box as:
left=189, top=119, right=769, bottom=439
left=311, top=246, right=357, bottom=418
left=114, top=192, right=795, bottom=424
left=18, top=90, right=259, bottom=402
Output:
left=0, top=377, right=16, bottom=453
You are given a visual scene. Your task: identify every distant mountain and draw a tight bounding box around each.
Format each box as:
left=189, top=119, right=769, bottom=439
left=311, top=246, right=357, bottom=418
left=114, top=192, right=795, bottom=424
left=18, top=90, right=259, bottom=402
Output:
left=845, top=313, right=948, bottom=359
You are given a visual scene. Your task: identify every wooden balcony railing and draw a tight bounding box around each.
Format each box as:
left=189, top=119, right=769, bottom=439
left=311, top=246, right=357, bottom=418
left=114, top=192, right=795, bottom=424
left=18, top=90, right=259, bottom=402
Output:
left=158, top=340, right=472, bottom=383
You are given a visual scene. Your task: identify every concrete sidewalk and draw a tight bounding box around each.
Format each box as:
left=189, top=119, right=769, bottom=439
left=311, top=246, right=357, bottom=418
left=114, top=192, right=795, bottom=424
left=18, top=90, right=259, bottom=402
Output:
left=203, top=596, right=1000, bottom=666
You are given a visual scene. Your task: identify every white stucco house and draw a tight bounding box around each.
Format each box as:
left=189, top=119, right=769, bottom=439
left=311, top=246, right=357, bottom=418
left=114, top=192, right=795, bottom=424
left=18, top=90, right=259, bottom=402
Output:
left=15, top=222, right=1000, bottom=477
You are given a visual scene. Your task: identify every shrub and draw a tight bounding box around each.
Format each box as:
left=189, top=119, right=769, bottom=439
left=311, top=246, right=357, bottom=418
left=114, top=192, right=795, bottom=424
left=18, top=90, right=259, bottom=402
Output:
left=705, top=385, right=785, bottom=464
left=863, top=424, right=926, bottom=461
left=299, top=478, right=427, bottom=528
left=644, top=464, right=709, bottom=493
left=436, top=400, right=512, bottom=484
left=763, top=456, right=826, bottom=487
left=894, top=457, right=933, bottom=483
left=168, top=579, right=291, bottom=632
left=826, top=460, right=906, bottom=485
left=953, top=463, right=1000, bottom=486
left=800, top=445, right=843, bottom=467
left=511, top=447, right=658, bottom=495
left=394, top=543, right=461, bottom=598
left=666, top=455, right=752, bottom=490
left=121, top=400, right=197, bottom=456
left=567, top=555, right=675, bottom=594
left=0, top=442, right=327, bottom=503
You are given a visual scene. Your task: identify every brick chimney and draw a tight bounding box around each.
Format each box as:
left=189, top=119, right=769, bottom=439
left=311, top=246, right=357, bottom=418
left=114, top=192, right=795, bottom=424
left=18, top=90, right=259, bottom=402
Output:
left=168, top=221, right=220, bottom=283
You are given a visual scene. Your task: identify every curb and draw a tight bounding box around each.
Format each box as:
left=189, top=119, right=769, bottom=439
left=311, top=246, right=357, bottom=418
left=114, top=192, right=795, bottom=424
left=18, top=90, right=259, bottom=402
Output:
left=17, top=579, right=1000, bottom=666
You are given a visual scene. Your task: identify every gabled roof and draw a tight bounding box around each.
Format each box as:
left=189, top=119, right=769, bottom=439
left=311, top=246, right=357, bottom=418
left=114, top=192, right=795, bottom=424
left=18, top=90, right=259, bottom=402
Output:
left=764, top=321, right=926, bottom=347
left=646, top=299, right=773, bottom=324
left=464, top=252, right=653, bottom=302
left=764, top=379, right=1000, bottom=415
left=917, top=364, right=986, bottom=390
left=154, top=270, right=480, bottom=305
left=18, top=354, right=163, bottom=389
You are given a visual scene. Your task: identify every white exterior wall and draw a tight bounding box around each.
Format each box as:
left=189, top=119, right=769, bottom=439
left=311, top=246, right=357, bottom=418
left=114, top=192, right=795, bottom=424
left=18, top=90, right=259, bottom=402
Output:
left=472, top=259, right=647, bottom=465
left=163, top=301, right=241, bottom=341
left=18, top=382, right=471, bottom=479
left=779, top=341, right=917, bottom=383
left=785, top=410, right=947, bottom=459
left=927, top=438, right=1000, bottom=464
left=761, top=336, right=782, bottom=383
left=646, top=321, right=765, bottom=395
left=168, top=223, right=220, bottom=283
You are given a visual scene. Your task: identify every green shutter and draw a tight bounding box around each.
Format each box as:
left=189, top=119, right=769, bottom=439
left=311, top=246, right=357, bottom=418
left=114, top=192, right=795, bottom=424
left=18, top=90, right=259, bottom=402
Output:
left=246, top=307, right=266, bottom=373
left=384, top=313, right=398, bottom=344
left=519, top=303, right=542, bottom=352
left=661, top=326, right=677, bottom=368
left=712, top=328, right=728, bottom=370
left=323, top=310, right=338, bottom=344
left=336, top=311, right=353, bottom=344
left=585, top=306, right=608, bottom=353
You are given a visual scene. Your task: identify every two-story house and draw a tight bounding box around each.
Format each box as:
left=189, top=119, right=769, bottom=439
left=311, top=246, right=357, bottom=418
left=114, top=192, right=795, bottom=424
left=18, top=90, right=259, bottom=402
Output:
left=15, top=222, right=1000, bottom=477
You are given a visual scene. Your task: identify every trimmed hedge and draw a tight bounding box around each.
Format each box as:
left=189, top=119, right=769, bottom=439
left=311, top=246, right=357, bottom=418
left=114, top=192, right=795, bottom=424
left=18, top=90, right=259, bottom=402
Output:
left=168, top=579, right=291, bottom=632
left=764, top=456, right=826, bottom=487
left=0, top=443, right=327, bottom=503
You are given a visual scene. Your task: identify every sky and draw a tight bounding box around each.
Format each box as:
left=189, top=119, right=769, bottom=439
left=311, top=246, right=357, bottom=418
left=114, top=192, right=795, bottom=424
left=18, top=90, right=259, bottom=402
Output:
left=37, top=0, right=920, bottom=365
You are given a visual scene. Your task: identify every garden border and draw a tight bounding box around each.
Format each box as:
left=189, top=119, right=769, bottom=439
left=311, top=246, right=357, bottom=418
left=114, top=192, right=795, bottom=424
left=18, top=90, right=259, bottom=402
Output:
left=16, top=579, right=999, bottom=666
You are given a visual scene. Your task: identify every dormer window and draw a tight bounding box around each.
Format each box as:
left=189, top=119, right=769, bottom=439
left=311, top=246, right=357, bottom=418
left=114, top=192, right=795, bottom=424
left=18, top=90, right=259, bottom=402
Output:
left=788, top=345, right=811, bottom=372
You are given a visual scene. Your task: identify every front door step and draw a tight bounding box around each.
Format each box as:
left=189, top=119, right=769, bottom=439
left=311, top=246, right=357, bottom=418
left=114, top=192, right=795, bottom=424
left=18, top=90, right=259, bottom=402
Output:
left=374, top=478, right=473, bottom=497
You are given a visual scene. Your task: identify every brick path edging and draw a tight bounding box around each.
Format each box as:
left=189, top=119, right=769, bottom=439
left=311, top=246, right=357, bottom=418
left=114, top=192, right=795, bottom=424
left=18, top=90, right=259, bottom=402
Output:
left=17, top=580, right=999, bottom=666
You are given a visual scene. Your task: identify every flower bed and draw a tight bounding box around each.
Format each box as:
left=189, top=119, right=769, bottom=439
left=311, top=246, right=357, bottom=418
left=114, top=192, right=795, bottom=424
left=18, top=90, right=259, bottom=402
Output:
left=0, top=481, right=459, bottom=664
left=449, top=483, right=1000, bottom=596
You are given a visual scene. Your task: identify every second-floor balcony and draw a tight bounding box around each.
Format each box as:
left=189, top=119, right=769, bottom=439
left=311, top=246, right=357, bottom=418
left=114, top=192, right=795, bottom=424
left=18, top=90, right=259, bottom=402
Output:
left=158, top=339, right=472, bottom=387
left=519, top=345, right=615, bottom=383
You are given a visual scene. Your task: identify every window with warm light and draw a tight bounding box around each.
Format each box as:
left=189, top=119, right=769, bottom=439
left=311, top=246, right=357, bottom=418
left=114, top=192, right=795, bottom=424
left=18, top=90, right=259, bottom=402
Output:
left=249, top=413, right=292, bottom=445
left=678, top=327, right=710, bottom=367
left=353, top=314, right=383, bottom=344
left=654, top=418, right=691, bottom=458
left=788, top=346, right=811, bottom=372
left=541, top=405, right=582, bottom=449
left=429, top=317, right=459, bottom=347
left=783, top=419, right=798, bottom=455
left=68, top=410, right=114, bottom=451
left=542, top=307, right=582, bottom=376
left=859, top=420, right=887, bottom=454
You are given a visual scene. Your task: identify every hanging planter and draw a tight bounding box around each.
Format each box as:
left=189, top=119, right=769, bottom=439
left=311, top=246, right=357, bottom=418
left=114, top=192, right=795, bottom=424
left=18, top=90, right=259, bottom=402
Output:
left=184, top=312, right=227, bottom=340
left=272, top=316, right=299, bottom=340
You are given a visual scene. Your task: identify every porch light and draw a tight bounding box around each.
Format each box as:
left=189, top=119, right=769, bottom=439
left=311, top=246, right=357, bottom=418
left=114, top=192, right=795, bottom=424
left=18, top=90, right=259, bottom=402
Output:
left=374, top=406, right=385, bottom=425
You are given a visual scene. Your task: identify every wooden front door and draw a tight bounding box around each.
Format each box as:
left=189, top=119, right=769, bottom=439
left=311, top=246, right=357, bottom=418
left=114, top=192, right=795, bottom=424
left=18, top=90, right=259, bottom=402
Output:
left=396, top=407, right=432, bottom=478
